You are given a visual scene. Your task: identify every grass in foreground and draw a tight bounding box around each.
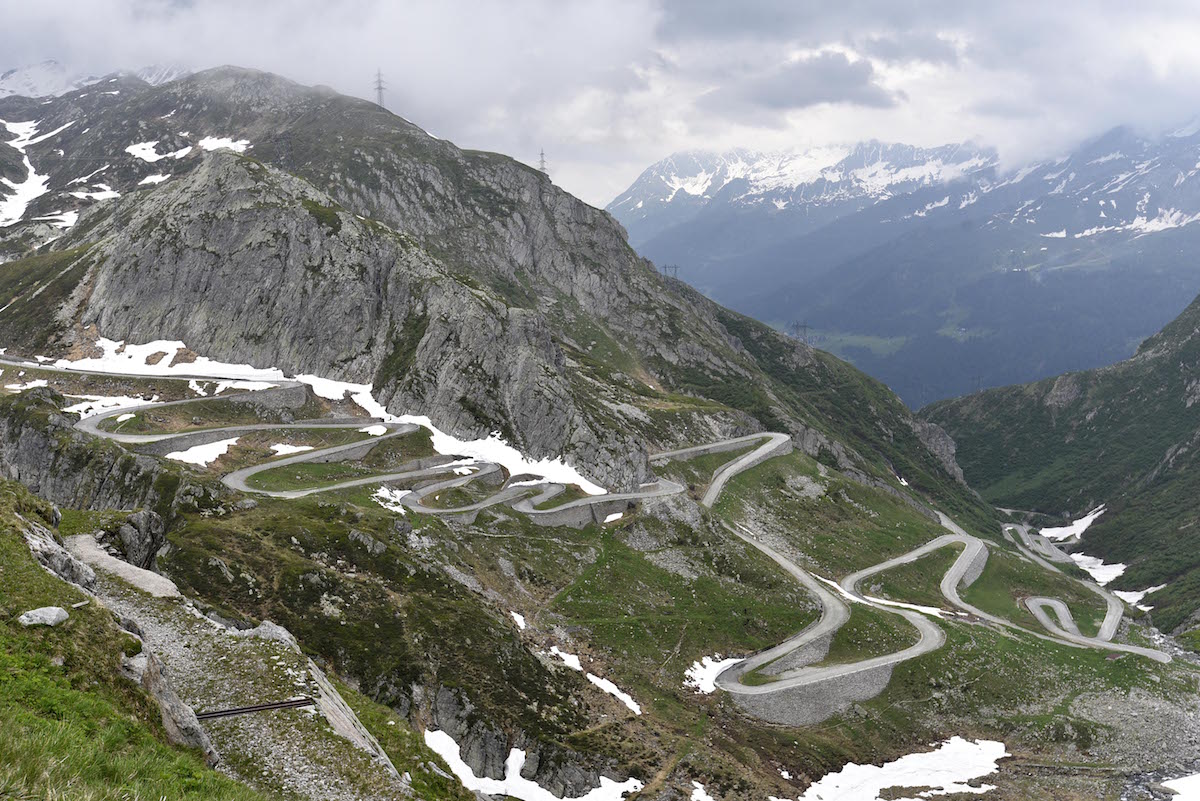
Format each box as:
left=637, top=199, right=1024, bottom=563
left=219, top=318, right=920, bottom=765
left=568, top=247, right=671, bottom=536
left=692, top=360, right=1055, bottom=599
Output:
left=0, top=482, right=267, bottom=800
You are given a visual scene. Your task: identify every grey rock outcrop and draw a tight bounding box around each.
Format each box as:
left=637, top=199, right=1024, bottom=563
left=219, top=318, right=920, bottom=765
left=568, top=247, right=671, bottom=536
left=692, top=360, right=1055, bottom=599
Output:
left=140, top=651, right=220, bottom=766
left=911, top=419, right=967, bottom=485
left=21, top=514, right=96, bottom=589
left=0, top=389, right=219, bottom=516
left=18, top=606, right=69, bottom=627
left=114, top=510, right=166, bottom=569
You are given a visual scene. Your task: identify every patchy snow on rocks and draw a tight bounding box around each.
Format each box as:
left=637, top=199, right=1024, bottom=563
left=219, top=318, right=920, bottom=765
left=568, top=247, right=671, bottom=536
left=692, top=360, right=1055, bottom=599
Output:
left=270, top=443, right=314, bottom=456
left=684, top=654, right=744, bottom=694
left=793, top=737, right=1008, bottom=800
left=138, top=173, right=171, bottom=185
left=371, top=486, right=410, bottom=514
left=1041, top=505, right=1106, bottom=541
left=30, top=209, right=78, bottom=228
left=424, top=729, right=643, bottom=801
left=0, top=118, right=74, bottom=227
left=510, top=611, right=527, bottom=630
left=691, top=782, right=715, bottom=801
left=166, top=437, right=239, bottom=467
left=5, top=378, right=48, bottom=391
left=68, top=183, right=120, bottom=201
left=54, top=338, right=609, bottom=494
left=61, top=393, right=159, bottom=418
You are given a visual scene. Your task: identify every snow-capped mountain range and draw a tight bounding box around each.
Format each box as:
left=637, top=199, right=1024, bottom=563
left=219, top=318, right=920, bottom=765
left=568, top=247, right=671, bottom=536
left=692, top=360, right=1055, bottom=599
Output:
left=608, top=124, right=1200, bottom=406
left=0, top=60, right=189, bottom=100
left=609, top=142, right=997, bottom=247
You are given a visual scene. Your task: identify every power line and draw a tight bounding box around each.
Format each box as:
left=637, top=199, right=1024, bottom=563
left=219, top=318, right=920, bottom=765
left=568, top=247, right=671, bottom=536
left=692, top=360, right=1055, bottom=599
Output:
left=374, top=68, right=386, bottom=108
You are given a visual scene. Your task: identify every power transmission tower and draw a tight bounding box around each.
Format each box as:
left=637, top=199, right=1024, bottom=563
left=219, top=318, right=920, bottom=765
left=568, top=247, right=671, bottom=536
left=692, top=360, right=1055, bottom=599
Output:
left=661, top=264, right=680, bottom=279
left=538, top=148, right=547, bottom=174
left=374, top=69, right=386, bottom=108
left=788, top=320, right=810, bottom=345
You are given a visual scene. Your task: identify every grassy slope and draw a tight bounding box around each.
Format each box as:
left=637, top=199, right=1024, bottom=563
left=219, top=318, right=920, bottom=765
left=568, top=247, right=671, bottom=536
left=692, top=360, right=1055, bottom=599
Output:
left=923, top=293, right=1200, bottom=631
left=0, top=482, right=268, bottom=800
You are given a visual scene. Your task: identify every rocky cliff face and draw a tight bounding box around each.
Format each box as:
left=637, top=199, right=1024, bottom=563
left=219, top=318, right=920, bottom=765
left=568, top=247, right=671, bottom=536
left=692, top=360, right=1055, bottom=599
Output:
left=0, top=66, right=977, bottom=506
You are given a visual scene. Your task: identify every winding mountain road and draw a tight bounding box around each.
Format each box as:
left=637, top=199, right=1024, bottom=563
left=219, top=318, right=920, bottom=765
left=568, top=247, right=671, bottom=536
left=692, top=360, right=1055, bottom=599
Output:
left=17, top=356, right=1170, bottom=718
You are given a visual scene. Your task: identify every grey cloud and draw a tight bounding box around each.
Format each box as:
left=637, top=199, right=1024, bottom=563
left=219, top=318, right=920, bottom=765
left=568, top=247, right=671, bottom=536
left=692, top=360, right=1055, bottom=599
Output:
left=858, top=32, right=959, bottom=64
left=701, top=52, right=901, bottom=115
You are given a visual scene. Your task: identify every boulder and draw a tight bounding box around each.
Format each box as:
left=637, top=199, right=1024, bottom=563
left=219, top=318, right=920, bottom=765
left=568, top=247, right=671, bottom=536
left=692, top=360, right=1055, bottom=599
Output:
left=18, top=606, right=69, bottom=627
left=116, top=510, right=166, bottom=569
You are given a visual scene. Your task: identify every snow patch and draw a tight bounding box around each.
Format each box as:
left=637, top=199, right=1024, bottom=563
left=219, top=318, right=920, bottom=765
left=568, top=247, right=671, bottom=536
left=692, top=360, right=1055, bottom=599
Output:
left=138, top=173, right=171, bottom=185
left=359, top=424, right=388, bottom=436
left=125, top=140, right=191, bottom=162
left=691, top=782, right=715, bottom=801
left=30, top=210, right=78, bottom=228
left=1165, top=772, right=1200, bottom=800
left=549, top=645, right=583, bottom=671
left=199, top=136, right=249, bottom=153
left=604, top=512, right=624, bottom=523
left=165, top=437, right=239, bottom=467
left=1041, top=506, right=1106, bottom=541
left=270, top=443, right=314, bottom=456
left=510, top=611, right=526, bottom=630
left=5, top=378, right=48, bottom=391
left=795, top=737, right=1007, bottom=800
left=424, top=729, right=643, bottom=801
left=1069, top=552, right=1127, bottom=586
left=1040, top=230, right=1066, bottom=238
left=1112, top=584, right=1166, bottom=612
left=62, top=394, right=159, bottom=418
left=586, top=673, right=641, bottom=715
left=684, top=654, right=744, bottom=694
left=372, top=486, right=410, bottom=514
left=68, top=183, right=120, bottom=201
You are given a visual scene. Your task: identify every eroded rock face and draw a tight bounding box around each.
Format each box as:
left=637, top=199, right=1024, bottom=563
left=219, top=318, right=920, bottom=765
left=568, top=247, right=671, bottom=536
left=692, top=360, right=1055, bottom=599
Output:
left=140, top=651, right=220, bottom=766
left=911, top=419, right=968, bottom=485
left=115, top=510, right=166, bottom=570
left=21, top=514, right=95, bottom=589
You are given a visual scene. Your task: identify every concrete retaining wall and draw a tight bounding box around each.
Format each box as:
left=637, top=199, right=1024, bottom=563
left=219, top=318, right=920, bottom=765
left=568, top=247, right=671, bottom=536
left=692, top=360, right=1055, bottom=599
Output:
left=731, top=662, right=895, bottom=726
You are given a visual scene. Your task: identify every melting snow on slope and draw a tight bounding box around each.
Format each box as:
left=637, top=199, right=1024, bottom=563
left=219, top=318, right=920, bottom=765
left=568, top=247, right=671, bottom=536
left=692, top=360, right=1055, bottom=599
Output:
left=1069, top=553, right=1127, bottom=586
left=61, top=394, right=159, bottom=418
left=547, top=646, right=641, bottom=714
left=691, top=782, right=715, bottom=801
left=791, top=737, right=1008, bottom=800
left=165, top=437, right=239, bottom=467
left=6, top=378, right=48, bottom=391
left=510, top=611, right=527, bottom=630
left=424, top=730, right=643, bottom=801
left=69, top=183, right=120, bottom=201
left=270, top=443, right=314, bottom=456
left=1040, top=505, right=1106, bottom=541
left=199, top=136, right=249, bottom=153
left=1112, top=584, right=1166, bottom=612
left=371, top=486, right=410, bottom=514
left=53, top=338, right=608, bottom=494
left=1, top=119, right=74, bottom=227
left=359, top=424, right=388, bottom=436
left=30, top=210, right=78, bottom=228
left=138, top=174, right=171, bottom=185
left=125, top=140, right=191, bottom=162
left=684, top=654, right=744, bottom=694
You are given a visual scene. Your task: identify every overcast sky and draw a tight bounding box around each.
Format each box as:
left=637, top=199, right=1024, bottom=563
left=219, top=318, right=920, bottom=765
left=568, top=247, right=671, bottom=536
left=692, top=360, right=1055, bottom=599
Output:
left=5, top=0, right=1200, bottom=205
